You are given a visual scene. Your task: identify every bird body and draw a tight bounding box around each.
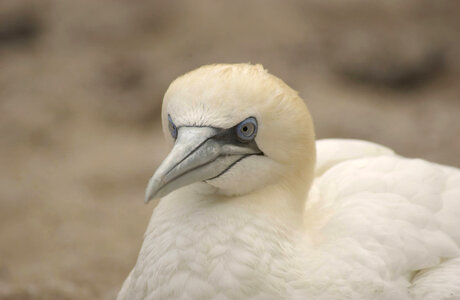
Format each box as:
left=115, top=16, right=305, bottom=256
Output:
left=118, top=64, right=460, bottom=300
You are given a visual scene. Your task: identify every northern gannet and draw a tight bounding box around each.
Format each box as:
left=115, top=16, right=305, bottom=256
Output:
left=118, top=64, right=460, bottom=300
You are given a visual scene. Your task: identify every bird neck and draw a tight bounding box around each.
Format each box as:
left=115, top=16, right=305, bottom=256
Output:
left=143, top=182, right=313, bottom=299
left=233, top=178, right=309, bottom=229
left=157, top=171, right=312, bottom=230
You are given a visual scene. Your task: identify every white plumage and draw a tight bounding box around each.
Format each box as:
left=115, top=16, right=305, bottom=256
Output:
left=118, top=64, right=460, bottom=300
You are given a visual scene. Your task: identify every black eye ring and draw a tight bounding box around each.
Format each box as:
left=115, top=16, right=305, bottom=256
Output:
left=236, top=117, right=257, bottom=143
left=168, top=114, right=177, bottom=139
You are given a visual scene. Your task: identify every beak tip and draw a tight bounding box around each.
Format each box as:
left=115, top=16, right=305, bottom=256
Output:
left=144, top=190, right=156, bottom=204
left=145, top=176, right=161, bottom=204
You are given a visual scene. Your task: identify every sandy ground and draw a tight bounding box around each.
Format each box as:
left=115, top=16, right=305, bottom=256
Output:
left=0, top=0, right=459, bottom=299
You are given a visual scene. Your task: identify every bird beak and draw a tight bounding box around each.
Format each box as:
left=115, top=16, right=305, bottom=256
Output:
left=145, top=127, right=261, bottom=203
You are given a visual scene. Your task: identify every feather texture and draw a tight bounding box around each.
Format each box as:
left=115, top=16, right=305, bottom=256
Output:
left=118, top=64, right=460, bottom=299
left=119, top=139, right=460, bottom=300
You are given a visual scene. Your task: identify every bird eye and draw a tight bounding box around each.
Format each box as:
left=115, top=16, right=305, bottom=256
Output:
left=168, top=114, right=177, bottom=139
left=236, top=117, right=257, bottom=142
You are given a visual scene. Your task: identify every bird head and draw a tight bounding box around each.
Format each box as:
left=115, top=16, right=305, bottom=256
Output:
left=145, top=64, right=315, bottom=203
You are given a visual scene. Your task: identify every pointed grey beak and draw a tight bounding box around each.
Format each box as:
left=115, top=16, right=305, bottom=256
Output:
left=145, top=127, right=261, bottom=203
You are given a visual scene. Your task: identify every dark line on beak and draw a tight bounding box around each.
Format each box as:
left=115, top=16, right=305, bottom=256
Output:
left=205, top=152, right=264, bottom=181
left=155, top=152, right=264, bottom=198
left=164, top=136, right=214, bottom=177
left=163, top=154, right=223, bottom=191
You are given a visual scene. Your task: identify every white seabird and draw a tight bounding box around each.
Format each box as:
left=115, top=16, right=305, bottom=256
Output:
left=118, top=64, right=460, bottom=300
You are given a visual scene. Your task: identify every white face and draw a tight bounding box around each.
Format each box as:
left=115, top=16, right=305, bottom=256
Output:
left=145, top=64, right=315, bottom=202
left=205, top=154, right=281, bottom=196
left=167, top=113, right=283, bottom=197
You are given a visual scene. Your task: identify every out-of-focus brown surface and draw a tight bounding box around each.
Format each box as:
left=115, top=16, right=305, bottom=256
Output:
left=0, top=0, right=459, bottom=299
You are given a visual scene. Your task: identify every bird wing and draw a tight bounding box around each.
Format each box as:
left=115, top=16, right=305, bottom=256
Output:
left=308, top=139, right=460, bottom=294
left=410, top=256, right=460, bottom=300
left=315, top=138, right=395, bottom=177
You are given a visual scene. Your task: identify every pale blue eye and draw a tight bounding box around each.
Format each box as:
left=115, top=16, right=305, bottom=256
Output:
left=168, top=114, right=177, bottom=139
left=236, top=117, right=257, bottom=142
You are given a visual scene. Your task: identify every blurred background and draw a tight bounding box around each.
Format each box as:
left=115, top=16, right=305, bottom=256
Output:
left=0, top=0, right=459, bottom=299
